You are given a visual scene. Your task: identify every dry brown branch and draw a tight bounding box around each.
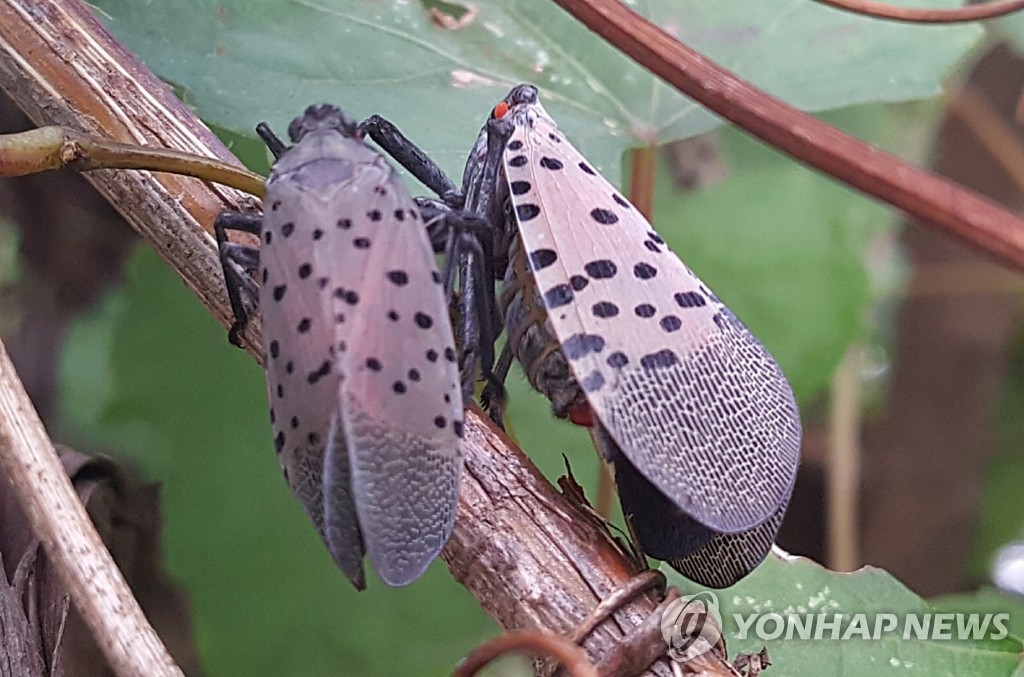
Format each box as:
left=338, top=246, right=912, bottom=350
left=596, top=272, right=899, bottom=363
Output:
left=0, top=0, right=694, bottom=674
left=0, top=339, right=183, bottom=676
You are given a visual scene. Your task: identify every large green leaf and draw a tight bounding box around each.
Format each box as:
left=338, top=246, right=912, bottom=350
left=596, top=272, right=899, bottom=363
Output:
left=665, top=554, right=1024, bottom=675
left=94, top=0, right=980, bottom=178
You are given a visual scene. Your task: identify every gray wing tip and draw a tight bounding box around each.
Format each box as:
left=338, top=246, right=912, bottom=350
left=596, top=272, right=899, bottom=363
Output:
left=374, top=556, right=438, bottom=588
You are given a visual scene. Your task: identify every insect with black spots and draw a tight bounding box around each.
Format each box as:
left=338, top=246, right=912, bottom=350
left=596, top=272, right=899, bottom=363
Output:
left=216, top=104, right=474, bottom=588
left=369, top=85, right=802, bottom=588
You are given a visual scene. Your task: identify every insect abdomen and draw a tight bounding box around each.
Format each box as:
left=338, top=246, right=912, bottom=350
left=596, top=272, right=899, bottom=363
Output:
left=501, top=235, right=584, bottom=417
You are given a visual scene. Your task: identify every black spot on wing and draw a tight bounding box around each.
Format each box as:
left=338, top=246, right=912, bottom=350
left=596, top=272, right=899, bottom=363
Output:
left=590, top=208, right=618, bottom=225
left=634, top=262, right=657, bottom=279
left=509, top=155, right=528, bottom=168
left=511, top=180, right=532, bottom=196
left=612, top=193, right=630, bottom=208
left=640, top=349, right=679, bottom=369
left=387, top=270, right=409, bottom=286
left=334, top=287, right=360, bottom=305
left=634, top=304, right=656, bottom=318
left=540, top=157, right=564, bottom=170
left=562, top=333, right=605, bottom=360
left=578, top=162, right=596, bottom=175
left=528, top=249, right=557, bottom=270
left=581, top=370, right=605, bottom=392
left=607, top=351, right=629, bottom=368
left=516, top=204, right=541, bottom=221
left=306, top=360, right=331, bottom=384
left=660, top=315, right=682, bottom=332
left=674, top=291, right=707, bottom=308
left=543, top=284, right=574, bottom=308
left=569, top=275, right=589, bottom=291
left=592, top=301, right=619, bottom=319
left=508, top=140, right=523, bottom=151
left=584, top=259, right=617, bottom=279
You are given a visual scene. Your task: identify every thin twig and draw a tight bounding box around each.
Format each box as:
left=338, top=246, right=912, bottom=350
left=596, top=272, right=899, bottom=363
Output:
left=551, top=0, right=1024, bottom=273
left=0, top=339, right=183, bottom=677
left=809, top=0, right=1024, bottom=23
left=453, top=629, right=598, bottom=677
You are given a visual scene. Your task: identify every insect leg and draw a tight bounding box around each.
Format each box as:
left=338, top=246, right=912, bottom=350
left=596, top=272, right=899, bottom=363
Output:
left=440, top=211, right=500, bottom=402
left=214, top=211, right=262, bottom=346
left=255, top=122, right=288, bottom=159
left=358, top=115, right=463, bottom=208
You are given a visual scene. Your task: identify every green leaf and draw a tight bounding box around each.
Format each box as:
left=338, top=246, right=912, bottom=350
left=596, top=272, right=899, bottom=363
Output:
left=59, top=248, right=496, bottom=676
left=94, top=0, right=981, bottom=178
left=665, top=554, right=1024, bottom=675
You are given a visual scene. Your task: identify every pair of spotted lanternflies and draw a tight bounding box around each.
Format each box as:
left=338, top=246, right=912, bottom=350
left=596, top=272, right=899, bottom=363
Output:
left=217, top=84, right=802, bottom=591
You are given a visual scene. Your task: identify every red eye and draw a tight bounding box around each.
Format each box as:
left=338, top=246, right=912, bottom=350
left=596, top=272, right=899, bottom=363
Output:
left=493, top=101, right=510, bottom=119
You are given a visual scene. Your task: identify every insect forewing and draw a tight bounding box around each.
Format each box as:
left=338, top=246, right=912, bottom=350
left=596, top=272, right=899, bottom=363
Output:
left=496, top=90, right=801, bottom=534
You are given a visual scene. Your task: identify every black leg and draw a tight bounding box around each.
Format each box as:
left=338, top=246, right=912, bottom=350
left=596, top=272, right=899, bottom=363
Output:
left=214, top=212, right=263, bottom=346
left=481, top=342, right=513, bottom=428
left=359, top=115, right=463, bottom=207
left=256, top=122, right=288, bottom=160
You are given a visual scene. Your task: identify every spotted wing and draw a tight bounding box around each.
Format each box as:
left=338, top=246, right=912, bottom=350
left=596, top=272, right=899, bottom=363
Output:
left=501, top=110, right=800, bottom=534
left=262, top=136, right=462, bottom=587
left=325, top=153, right=463, bottom=586
left=260, top=143, right=367, bottom=588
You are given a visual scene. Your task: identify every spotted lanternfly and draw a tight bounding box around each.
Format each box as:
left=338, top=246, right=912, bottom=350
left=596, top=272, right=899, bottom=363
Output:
left=215, top=104, right=464, bottom=589
left=474, top=85, right=801, bottom=588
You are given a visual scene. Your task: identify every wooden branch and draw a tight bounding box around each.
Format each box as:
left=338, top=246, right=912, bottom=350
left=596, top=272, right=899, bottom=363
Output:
left=551, top=0, right=1024, bottom=274
left=0, top=0, right=262, bottom=356
left=0, top=1, right=694, bottom=674
left=0, top=339, right=183, bottom=677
